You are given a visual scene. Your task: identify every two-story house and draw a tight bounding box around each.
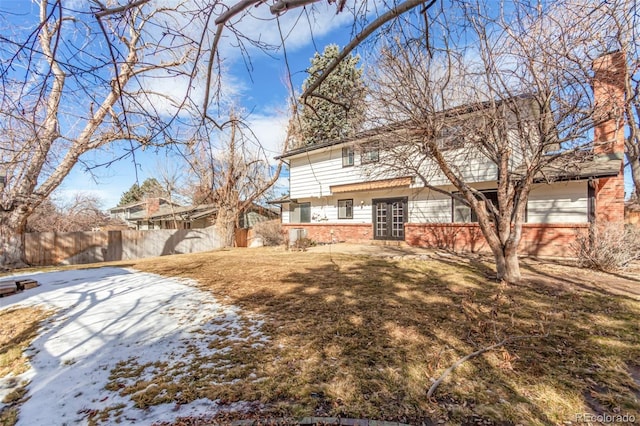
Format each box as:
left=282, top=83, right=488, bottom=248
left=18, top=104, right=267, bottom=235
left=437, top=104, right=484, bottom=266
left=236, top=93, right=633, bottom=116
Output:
left=273, top=52, right=626, bottom=256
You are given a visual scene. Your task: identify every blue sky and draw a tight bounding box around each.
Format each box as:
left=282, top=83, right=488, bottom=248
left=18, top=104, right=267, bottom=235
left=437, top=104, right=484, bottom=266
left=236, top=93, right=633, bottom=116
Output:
left=1, top=0, right=635, bottom=207
left=0, top=0, right=361, bottom=208
left=69, top=5, right=358, bottom=208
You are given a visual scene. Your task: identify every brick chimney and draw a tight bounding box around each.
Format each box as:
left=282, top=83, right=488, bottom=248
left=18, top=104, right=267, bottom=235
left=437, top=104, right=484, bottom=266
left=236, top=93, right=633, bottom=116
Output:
left=591, top=51, right=626, bottom=225
left=146, top=197, right=160, bottom=217
left=592, top=51, right=626, bottom=155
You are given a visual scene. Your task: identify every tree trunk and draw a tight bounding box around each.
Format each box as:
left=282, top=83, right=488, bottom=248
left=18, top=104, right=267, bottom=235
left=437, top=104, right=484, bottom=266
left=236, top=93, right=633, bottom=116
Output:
left=215, top=208, right=237, bottom=247
left=629, top=153, right=640, bottom=202
left=492, top=244, right=521, bottom=284
left=0, top=208, right=29, bottom=269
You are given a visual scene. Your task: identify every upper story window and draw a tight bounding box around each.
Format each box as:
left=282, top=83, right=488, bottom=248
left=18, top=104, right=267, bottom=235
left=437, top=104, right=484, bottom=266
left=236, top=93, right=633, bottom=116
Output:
left=342, top=147, right=354, bottom=167
left=436, top=125, right=466, bottom=150
left=361, top=146, right=379, bottom=164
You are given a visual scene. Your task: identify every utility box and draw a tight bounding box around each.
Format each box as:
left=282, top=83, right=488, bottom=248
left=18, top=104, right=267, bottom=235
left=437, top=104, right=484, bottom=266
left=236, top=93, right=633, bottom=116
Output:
left=288, top=228, right=307, bottom=246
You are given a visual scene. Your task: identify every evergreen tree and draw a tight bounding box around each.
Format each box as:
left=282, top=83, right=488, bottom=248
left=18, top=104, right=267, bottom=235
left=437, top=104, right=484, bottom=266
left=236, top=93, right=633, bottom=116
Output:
left=298, top=44, right=365, bottom=146
left=117, top=178, right=167, bottom=206
left=139, top=178, right=166, bottom=198
left=118, top=183, right=142, bottom=206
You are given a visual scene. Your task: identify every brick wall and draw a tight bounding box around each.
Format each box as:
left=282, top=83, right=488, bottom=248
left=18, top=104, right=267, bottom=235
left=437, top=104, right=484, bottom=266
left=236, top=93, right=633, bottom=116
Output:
left=595, top=175, right=625, bottom=224
left=591, top=51, right=626, bottom=228
left=146, top=197, right=160, bottom=216
left=284, top=222, right=590, bottom=257
left=405, top=223, right=589, bottom=257
left=592, top=51, right=626, bottom=155
left=282, top=223, right=372, bottom=244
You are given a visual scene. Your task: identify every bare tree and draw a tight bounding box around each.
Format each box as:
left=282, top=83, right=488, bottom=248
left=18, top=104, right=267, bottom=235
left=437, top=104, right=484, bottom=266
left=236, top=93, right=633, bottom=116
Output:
left=366, top=0, right=624, bottom=283
left=27, top=193, right=114, bottom=232
left=185, top=112, right=287, bottom=246
left=0, top=0, right=440, bottom=268
left=0, top=0, right=204, bottom=267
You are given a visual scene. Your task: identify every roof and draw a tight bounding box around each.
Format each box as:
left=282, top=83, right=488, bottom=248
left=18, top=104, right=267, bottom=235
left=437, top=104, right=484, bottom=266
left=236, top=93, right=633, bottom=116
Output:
left=108, top=197, right=181, bottom=212
left=146, top=202, right=280, bottom=222
left=267, top=195, right=293, bottom=205
left=276, top=95, right=536, bottom=160
left=148, top=204, right=217, bottom=221
left=514, top=152, right=623, bottom=182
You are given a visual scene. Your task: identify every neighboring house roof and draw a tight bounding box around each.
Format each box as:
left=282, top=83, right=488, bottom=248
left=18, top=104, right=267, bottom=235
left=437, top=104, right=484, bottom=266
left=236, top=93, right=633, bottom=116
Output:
left=107, top=197, right=180, bottom=213
left=148, top=204, right=217, bottom=222
left=267, top=195, right=293, bottom=205
left=146, top=203, right=280, bottom=223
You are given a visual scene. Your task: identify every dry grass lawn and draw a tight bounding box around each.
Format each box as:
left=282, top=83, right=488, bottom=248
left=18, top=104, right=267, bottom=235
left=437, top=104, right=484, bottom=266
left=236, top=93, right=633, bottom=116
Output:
left=2, top=247, right=640, bottom=425
left=124, top=247, right=640, bottom=425
left=0, top=306, right=52, bottom=425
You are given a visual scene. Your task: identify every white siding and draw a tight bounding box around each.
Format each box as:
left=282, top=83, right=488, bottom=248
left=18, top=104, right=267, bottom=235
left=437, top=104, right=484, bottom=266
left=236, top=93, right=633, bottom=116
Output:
left=527, top=181, right=588, bottom=223
left=410, top=191, right=453, bottom=223
left=283, top=181, right=589, bottom=225
left=289, top=148, right=368, bottom=199
left=288, top=144, right=500, bottom=200
left=421, top=148, right=498, bottom=186
left=281, top=209, right=291, bottom=223
left=284, top=188, right=453, bottom=224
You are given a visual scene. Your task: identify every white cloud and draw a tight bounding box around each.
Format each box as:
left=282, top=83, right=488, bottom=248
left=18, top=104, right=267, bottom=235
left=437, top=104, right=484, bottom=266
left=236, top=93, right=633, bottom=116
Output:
left=246, top=111, right=289, bottom=158
left=222, top=2, right=355, bottom=55
left=130, top=0, right=375, bottom=117
left=56, top=188, right=120, bottom=209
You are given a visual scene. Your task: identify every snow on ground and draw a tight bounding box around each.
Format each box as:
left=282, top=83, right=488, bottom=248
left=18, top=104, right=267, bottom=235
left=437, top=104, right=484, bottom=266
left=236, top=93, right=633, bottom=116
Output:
left=0, top=267, right=266, bottom=425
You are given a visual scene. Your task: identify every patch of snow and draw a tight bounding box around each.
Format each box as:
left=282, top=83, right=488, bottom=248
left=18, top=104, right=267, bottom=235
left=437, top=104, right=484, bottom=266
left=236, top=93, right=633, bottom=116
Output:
left=0, top=267, right=266, bottom=425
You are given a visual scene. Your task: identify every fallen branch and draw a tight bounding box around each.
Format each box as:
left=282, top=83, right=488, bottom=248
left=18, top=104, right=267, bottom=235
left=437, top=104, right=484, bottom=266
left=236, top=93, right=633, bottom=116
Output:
left=427, top=334, right=545, bottom=399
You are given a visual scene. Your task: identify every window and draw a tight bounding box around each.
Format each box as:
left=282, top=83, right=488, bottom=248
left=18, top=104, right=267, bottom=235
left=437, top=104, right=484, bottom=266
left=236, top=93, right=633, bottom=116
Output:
left=342, top=147, right=354, bottom=167
left=436, top=125, right=466, bottom=150
left=289, top=202, right=311, bottom=223
left=361, top=146, right=379, bottom=164
left=338, top=199, right=353, bottom=219
left=452, top=191, right=499, bottom=223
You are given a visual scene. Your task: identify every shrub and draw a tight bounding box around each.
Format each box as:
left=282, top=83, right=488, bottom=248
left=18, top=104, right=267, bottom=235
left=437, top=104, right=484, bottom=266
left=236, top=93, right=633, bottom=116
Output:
left=252, top=220, right=283, bottom=246
left=573, top=223, right=640, bottom=271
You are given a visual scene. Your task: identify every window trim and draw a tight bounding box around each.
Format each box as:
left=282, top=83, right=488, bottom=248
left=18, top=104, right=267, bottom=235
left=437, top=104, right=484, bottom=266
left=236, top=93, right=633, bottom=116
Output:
left=361, top=146, right=380, bottom=164
left=289, top=202, right=311, bottom=223
left=452, top=190, right=499, bottom=223
left=338, top=199, right=354, bottom=219
left=451, top=190, right=528, bottom=223
left=342, top=147, right=354, bottom=167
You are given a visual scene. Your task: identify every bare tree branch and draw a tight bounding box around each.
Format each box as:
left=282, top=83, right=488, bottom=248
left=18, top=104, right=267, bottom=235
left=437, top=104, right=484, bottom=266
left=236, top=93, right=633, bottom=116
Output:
left=214, top=0, right=264, bottom=25
left=427, top=334, right=546, bottom=399
left=270, top=0, right=323, bottom=15
left=93, top=0, right=151, bottom=18
left=301, top=0, right=437, bottom=101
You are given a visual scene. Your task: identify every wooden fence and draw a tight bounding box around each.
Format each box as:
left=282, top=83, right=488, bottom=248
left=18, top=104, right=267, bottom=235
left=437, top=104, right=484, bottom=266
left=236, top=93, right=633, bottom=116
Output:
left=25, top=227, right=223, bottom=266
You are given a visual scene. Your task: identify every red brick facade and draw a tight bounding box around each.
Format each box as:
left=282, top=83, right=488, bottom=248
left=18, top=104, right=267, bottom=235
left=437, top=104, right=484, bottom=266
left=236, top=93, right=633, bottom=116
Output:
left=283, top=223, right=590, bottom=257
left=405, top=223, right=590, bottom=257
left=592, top=51, right=626, bottom=228
left=283, top=223, right=372, bottom=244
left=595, top=175, right=625, bottom=224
